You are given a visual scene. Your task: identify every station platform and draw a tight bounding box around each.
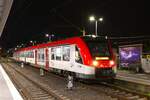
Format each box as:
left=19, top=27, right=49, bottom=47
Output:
left=116, top=70, right=150, bottom=86
left=0, top=64, right=23, bottom=100
left=116, top=69, right=150, bottom=94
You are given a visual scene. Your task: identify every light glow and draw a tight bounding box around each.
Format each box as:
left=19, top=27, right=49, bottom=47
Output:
left=109, top=60, right=115, bottom=66
left=100, top=64, right=104, bottom=67
left=89, top=16, right=95, bottom=21
left=99, top=17, right=103, bottom=22
left=92, top=35, right=96, bottom=38
left=30, top=40, right=33, bottom=43
left=93, top=60, right=99, bottom=66
left=45, top=34, right=49, bottom=37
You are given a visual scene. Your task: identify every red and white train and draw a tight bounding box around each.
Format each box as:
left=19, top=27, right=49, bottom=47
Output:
left=13, top=36, right=116, bottom=79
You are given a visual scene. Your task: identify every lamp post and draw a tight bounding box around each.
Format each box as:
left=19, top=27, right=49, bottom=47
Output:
left=89, top=16, right=103, bottom=36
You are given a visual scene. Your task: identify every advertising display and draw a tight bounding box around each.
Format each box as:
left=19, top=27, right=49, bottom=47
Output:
left=119, top=44, right=142, bottom=68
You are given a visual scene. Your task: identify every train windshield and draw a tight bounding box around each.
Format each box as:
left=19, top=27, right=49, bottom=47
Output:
left=83, top=37, right=111, bottom=58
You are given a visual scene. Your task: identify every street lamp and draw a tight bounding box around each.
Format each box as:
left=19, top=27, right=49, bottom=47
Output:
left=89, top=16, right=103, bottom=36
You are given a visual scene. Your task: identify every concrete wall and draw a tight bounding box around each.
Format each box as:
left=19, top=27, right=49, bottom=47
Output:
left=0, top=0, right=13, bottom=37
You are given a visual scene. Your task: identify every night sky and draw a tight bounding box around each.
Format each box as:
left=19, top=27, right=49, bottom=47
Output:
left=0, top=0, right=149, bottom=50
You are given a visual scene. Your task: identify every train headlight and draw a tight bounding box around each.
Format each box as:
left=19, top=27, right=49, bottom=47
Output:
left=93, top=60, right=99, bottom=66
left=109, top=60, right=115, bottom=66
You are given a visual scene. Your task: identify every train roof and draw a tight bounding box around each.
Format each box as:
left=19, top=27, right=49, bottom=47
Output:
left=15, top=35, right=108, bottom=53
left=15, top=36, right=82, bottom=52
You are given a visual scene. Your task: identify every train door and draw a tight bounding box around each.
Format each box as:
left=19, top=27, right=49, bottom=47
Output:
left=45, top=48, right=49, bottom=70
left=24, top=51, right=26, bottom=63
left=37, top=48, right=45, bottom=66
left=35, top=50, right=37, bottom=65
left=70, top=45, right=76, bottom=70
left=49, top=47, right=56, bottom=69
left=55, top=46, right=63, bottom=69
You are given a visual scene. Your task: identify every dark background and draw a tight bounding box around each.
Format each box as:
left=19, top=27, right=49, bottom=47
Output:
left=0, top=0, right=149, bottom=50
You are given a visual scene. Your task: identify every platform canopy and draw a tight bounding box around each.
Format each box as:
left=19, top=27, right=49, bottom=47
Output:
left=0, top=0, right=13, bottom=37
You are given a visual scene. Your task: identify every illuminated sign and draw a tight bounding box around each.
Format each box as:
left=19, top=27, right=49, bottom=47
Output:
left=119, top=44, right=142, bottom=67
left=95, top=57, right=109, bottom=60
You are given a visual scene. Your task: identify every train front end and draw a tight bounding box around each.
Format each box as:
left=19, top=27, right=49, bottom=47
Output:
left=82, top=36, right=116, bottom=79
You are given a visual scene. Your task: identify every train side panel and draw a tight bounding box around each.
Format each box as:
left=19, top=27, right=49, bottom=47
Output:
left=48, top=45, right=73, bottom=71
left=47, top=45, right=95, bottom=78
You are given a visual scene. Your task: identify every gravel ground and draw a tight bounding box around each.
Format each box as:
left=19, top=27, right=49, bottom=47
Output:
left=10, top=62, right=116, bottom=100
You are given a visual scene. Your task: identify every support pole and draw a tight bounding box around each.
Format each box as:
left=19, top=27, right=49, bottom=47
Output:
left=95, top=20, right=97, bottom=36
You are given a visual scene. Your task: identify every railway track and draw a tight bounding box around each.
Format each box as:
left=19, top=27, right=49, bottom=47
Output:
left=80, top=82, right=148, bottom=100
left=100, top=82, right=149, bottom=100
left=45, top=71, right=149, bottom=100
left=1, top=62, right=68, bottom=100
left=0, top=58, right=149, bottom=100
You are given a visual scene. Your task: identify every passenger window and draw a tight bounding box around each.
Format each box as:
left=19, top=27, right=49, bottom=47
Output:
left=24, top=52, right=26, bottom=57
left=29, top=51, right=34, bottom=58
left=75, top=46, right=83, bottom=64
left=56, top=47, right=61, bottom=60
left=63, top=46, right=70, bottom=61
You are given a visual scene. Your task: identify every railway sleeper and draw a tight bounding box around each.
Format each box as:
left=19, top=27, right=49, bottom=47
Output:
left=32, top=93, right=50, bottom=97
left=137, top=97, right=148, bottom=100
left=29, top=89, right=50, bottom=94
left=126, top=95, right=140, bottom=100
left=112, top=90, right=120, bottom=93
left=116, top=91, right=126, bottom=95
left=30, top=88, right=44, bottom=91
left=125, top=93, right=133, bottom=97
left=32, top=96, right=53, bottom=100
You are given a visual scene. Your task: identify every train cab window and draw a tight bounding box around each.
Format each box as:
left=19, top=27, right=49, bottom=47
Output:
left=51, top=48, right=55, bottom=60
left=89, top=43, right=110, bottom=57
left=62, top=46, right=70, bottom=61
left=82, top=37, right=110, bottom=58
left=75, top=46, right=83, bottom=64
left=56, top=47, right=62, bottom=60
